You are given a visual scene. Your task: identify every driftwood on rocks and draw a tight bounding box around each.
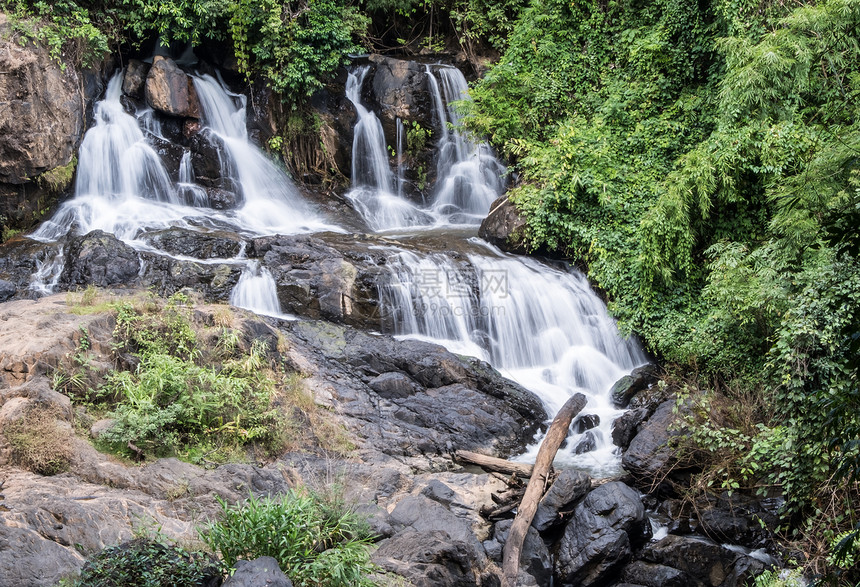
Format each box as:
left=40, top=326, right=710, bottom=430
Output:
left=501, top=392, right=587, bottom=587
left=454, top=450, right=534, bottom=477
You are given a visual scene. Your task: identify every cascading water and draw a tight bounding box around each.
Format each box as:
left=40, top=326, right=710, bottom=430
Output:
left=426, top=65, right=505, bottom=221
left=230, top=262, right=293, bottom=319
left=344, top=67, right=433, bottom=231
left=32, top=70, right=335, bottom=247
left=380, top=240, right=647, bottom=475
left=344, top=64, right=505, bottom=231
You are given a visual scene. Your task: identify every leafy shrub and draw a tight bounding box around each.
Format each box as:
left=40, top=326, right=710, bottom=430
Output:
left=201, top=491, right=376, bottom=586
left=71, top=536, right=219, bottom=587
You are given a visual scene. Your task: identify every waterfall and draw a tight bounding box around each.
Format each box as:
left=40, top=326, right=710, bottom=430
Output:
left=31, top=70, right=335, bottom=245
left=380, top=241, right=647, bottom=475
left=344, top=67, right=432, bottom=231
left=230, top=262, right=293, bottom=320
left=426, top=65, right=505, bottom=221
left=344, top=64, right=505, bottom=231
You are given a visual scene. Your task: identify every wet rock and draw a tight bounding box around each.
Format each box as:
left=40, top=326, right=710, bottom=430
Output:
left=611, top=364, right=659, bottom=408
left=621, top=561, right=692, bottom=587
left=612, top=407, right=648, bottom=450
left=639, top=534, right=767, bottom=587
left=223, top=557, right=292, bottom=587
left=287, top=319, right=547, bottom=457
left=189, top=129, right=233, bottom=187
left=367, top=55, right=435, bottom=145
left=142, top=228, right=244, bottom=259
left=0, top=279, right=16, bottom=301
left=555, top=482, right=648, bottom=587
left=622, top=400, right=685, bottom=486
left=575, top=413, right=600, bottom=433
left=574, top=430, right=598, bottom=454
left=145, top=56, right=201, bottom=119
left=532, top=469, right=591, bottom=532
left=696, top=493, right=780, bottom=547
left=373, top=529, right=481, bottom=587
left=207, top=187, right=240, bottom=210
left=137, top=253, right=242, bottom=301
left=488, top=519, right=552, bottom=586
left=478, top=196, right=528, bottom=254
left=251, top=235, right=386, bottom=328
left=368, top=372, right=422, bottom=399
left=122, top=59, right=150, bottom=99
left=61, top=230, right=141, bottom=288
left=148, top=134, right=186, bottom=181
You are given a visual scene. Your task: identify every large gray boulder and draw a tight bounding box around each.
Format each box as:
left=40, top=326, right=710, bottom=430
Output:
left=145, top=56, right=201, bottom=118
left=61, top=230, right=141, bottom=288
left=555, top=482, right=649, bottom=587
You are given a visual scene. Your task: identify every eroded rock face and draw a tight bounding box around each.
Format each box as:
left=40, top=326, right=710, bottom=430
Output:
left=285, top=319, right=547, bottom=457
left=0, top=17, right=83, bottom=186
left=0, top=14, right=108, bottom=235
left=145, top=56, right=201, bottom=119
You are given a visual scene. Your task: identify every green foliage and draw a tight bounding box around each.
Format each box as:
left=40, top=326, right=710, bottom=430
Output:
left=120, top=0, right=232, bottom=45
left=201, top=490, right=376, bottom=586
left=96, top=298, right=284, bottom=461
left=230, top=0, right=368, bottom=107
left=70, top=535, right=218, bottom=587
left=466, top=0, right=860, bottom=575
left=2, top=0, right=112, bottom=67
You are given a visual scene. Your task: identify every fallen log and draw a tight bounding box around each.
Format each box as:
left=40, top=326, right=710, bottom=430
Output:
left=454, top=450, right=534, bottom=477
left=501, top=392, right=587, bottom=587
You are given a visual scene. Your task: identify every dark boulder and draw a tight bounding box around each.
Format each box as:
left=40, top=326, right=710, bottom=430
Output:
left=61, top=230, right=140, bottom=288
left=639, top=534, right=767, bottom=587
left=621, top=561, right=692, bottom=587
left=574, top=430, right=598, bottom=454
left=478, top=196, right=528, bottom=254
left=137, top=253, right=242, bottom=301
left=122, top=59, right=150, bottom=99
left=251, top=234, right=386, bottom=328
left=622, top=400, right=684, bottom=485
left=555, top=482, right=648, bottom=587
left=575, top=414, right=600, bottom=433
left=0, top=279, right=16, bottom=302
left=207, top=187, right=241, bottom=210
left=373, top=529, right=481, bottom=587
left=142, top=229, right=244, bottom=259
left=612, top=407, right=648, bottom=450
left=532, top=469, right=591, bottom=532
left=145, top=56, right=201, bottom=119
left=487, top=519, right=552, bottom=586
left=223, top=556, right=292, bottom=587
left=610, top=364, right=659, bottom=408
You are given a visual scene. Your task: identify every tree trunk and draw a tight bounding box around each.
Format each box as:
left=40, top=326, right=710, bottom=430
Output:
left=501, top=392, right=587, bottom=587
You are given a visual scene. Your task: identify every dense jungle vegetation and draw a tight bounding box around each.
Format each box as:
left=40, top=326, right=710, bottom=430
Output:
left=1, top=0, right=858, bottom=581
